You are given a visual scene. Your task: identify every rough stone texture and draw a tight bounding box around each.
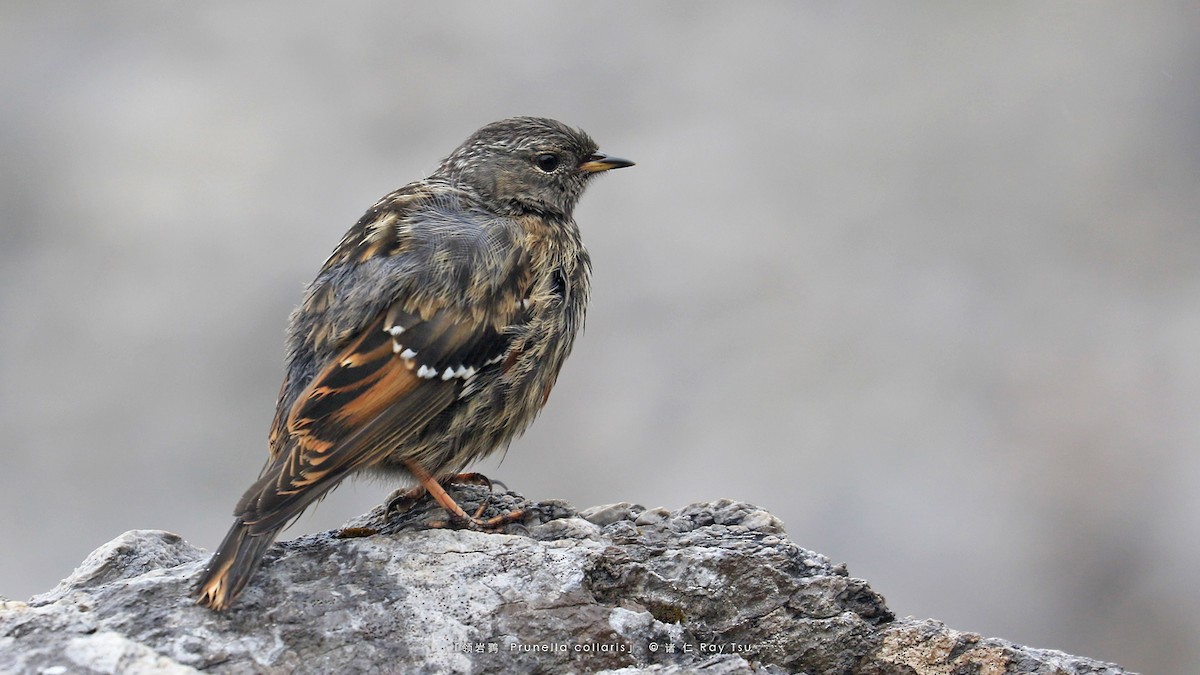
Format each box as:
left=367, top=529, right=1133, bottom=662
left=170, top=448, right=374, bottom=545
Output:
left=0, top=489, right=1135, bottom=674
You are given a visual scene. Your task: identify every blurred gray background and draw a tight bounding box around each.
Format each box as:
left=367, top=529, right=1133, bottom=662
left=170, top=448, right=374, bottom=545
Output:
left=2, top=2, right=1196, bottom=672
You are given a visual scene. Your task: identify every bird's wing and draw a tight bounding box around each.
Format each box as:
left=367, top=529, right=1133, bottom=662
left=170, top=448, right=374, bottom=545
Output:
left=236, top=302, right=520, bottom=534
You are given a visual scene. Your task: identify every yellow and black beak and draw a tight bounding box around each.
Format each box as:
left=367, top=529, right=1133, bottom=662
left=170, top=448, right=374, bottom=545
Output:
left=579, top=153, right=635, bottom=173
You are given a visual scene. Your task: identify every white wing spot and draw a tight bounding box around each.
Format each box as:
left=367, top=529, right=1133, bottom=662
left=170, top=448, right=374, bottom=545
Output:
left=386, top=325, right=406, bottom=337
left=416, top=365, right=438, bottom=379
left=441, top=366, right=457, bottom=381
left=400, top=348, right=417, bottom=360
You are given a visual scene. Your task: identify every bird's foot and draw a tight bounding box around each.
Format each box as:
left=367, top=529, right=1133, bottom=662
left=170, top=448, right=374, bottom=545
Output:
left=429, top=507, right=529, bottom=532
left=397, top=462, right=528, bottom=532
left=385, top=484, right=429, bottom=516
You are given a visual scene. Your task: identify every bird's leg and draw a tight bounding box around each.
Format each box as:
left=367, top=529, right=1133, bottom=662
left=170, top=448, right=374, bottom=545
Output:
left=387, top=471, right=489, bottom=514
left=443, top=472, right=496, bottom=518
left=403, top=461, right=476, bottom=526
left=449, top=473, right=528, bottom=526
left=403, top=461, right=527, bottom=530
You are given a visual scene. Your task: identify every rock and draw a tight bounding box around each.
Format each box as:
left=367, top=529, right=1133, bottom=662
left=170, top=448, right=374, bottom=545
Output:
left=0, top=487, right=1134, bottom=674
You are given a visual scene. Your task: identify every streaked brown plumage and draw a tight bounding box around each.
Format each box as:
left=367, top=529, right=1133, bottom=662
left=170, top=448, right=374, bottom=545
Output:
left=195, top=117, right=632, bottom=610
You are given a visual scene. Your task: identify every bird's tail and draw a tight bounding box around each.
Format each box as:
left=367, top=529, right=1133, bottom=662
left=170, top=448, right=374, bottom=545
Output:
left=194, top=519, right=280, bottom=611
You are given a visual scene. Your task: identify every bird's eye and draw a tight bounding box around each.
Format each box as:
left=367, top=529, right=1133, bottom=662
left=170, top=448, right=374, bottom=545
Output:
left=533, top=153, right=560, bottom=173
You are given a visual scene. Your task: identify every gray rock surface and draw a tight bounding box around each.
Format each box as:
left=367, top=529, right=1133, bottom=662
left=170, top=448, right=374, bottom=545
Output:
left=0, top=489, right=1134, bottom=674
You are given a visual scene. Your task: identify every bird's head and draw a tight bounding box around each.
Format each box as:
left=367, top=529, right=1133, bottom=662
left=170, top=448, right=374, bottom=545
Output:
left=437, top=117, right=633, bottom=220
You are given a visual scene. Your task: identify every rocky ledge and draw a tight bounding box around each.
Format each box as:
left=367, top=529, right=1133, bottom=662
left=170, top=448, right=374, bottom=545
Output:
left=0, top=487, right=1133, bottom=674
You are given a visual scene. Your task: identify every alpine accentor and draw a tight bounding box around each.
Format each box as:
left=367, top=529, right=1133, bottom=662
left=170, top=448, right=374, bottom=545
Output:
left=196, top=117, right=632, bottom=610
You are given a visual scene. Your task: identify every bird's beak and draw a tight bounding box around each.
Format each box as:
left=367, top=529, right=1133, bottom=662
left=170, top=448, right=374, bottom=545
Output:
left=579, top=153, right=635, bottom=173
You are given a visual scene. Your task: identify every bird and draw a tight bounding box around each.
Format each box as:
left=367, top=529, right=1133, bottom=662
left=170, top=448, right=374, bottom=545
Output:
left=195, top=117, right=633, bottom=610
